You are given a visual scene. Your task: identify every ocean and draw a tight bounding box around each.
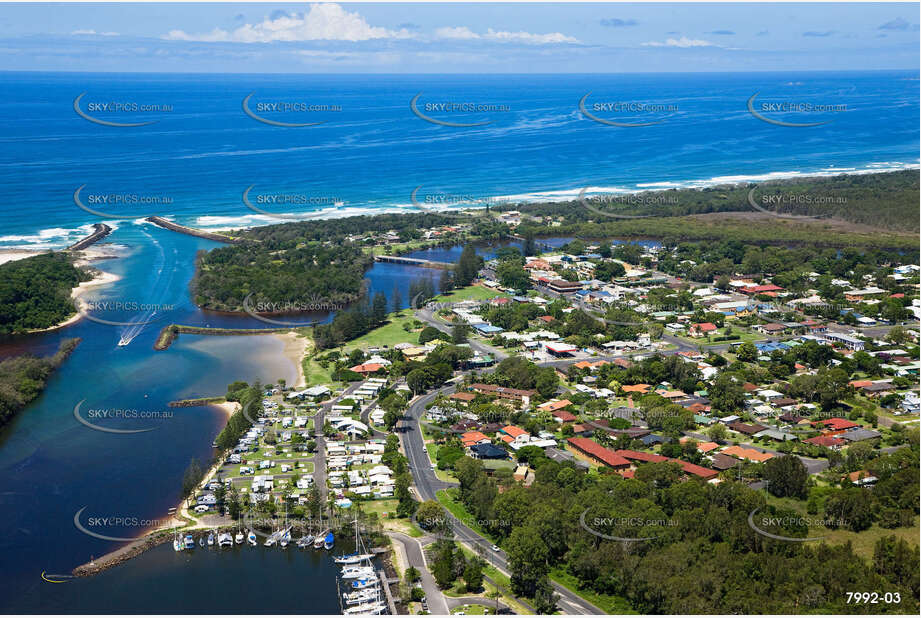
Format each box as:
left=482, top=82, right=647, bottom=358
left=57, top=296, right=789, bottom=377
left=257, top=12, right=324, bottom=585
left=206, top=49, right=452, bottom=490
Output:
left=0, top=70, right=917, bottom=613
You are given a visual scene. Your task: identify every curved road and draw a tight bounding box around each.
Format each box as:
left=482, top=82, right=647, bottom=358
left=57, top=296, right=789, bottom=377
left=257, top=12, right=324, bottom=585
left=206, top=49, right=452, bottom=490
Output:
left=399, top=386, right=604, bottom=615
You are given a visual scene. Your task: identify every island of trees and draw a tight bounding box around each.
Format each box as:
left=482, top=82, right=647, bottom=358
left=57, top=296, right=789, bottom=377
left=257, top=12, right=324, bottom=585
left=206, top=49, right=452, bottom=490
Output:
left=0, top=253, right=91, bottom=335
left=0, top=338, right=81, bottom=427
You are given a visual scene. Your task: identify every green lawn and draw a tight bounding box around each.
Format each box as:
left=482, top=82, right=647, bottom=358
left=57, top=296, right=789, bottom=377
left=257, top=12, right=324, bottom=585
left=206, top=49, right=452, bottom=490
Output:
left=434, top=285, right=509, bottom=303
left=451, top=604, right=493, bottom=615
left=436, top=489, right=494, bottom=540
left=303, top=356, right=337, bottom=388
left=675, top=330, right=765, bottom=348
left=356, top=498, right=399, bottom=518
left=341, top=311, right=420, bottom=351
left=549, top=567, right=636, bottom=615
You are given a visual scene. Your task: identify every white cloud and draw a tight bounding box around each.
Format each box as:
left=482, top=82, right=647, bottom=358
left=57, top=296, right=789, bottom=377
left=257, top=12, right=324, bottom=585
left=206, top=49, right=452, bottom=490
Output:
left=434, top=26, right=578, bottom=44
left=72, top=29, right=120, bottom=37
left=434, top=26, right=480, bottom=40
left=641, top=36, right=716, bottom=48
left=165, top=3, right=413, bottom=43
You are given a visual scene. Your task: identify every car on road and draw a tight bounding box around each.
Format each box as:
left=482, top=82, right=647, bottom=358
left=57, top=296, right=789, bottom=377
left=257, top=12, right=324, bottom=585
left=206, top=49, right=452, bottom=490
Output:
left=491, top=544, right=500, bottom=552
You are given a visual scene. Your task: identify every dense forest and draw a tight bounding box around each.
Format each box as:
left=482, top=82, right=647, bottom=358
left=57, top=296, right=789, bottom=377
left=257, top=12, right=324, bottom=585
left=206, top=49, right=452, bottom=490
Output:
left=0, top=253, right=91, bottom=335
left=512, top=170, right=919, bottom=234
left=192, top=241, right=374, bottom=312
left=0, top=338, right=80, bottom=427
left=438, top=442, right=919, bottom=614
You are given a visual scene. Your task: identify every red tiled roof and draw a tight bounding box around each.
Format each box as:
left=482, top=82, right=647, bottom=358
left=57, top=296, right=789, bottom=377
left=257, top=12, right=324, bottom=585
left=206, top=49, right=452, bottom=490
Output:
left=615, top=449, right=669, bottom=463
left=350, top=363, right=385, bottom=373
left=501, top=425, right=529, bottom=438
left=552, top=410, right=577, bottom=422
left=815, top=417, right=859, bottom=431
left=804, top=435, right=845, bottom=447
left=567, top=437, right=630, bottom=468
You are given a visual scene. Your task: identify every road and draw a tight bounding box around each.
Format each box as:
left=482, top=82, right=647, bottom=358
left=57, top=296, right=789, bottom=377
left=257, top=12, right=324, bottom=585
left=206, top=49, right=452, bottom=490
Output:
left=399, top=386, right=605, bottom=615
left=389, top=531, right=450, bottom=615
left=416, top=307, right=509, bottom=361
left=312, top=381, right=363, bottom=504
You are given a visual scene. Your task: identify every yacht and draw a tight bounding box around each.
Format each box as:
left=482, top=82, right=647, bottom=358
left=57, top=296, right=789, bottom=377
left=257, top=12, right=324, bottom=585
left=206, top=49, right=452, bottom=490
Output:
left=344, top=589, right=380, bottom=605
left=235, top=531, right=244, bottom=545
left=296, top=534, right=314, bottom=549
left=247, top=530, right=257, bottom=546
left=313, top=530, right=328, bottom=549
left=343, top=601, right=386, bottom=615
left=323, top=531, right=335, bottom=550
left=172, top=535, right=183, bottom=552
left=335, top=551, right=375, bottom=565
left=350, top=578, right=377, bottom=590
left=279, top=528, right=291, bottom=548
left=340, top=566, right=375, bottom=580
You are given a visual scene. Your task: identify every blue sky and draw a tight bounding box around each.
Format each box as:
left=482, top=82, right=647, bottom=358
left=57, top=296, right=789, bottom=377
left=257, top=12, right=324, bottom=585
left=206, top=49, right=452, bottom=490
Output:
left=0, top=2, right=918, bottom=72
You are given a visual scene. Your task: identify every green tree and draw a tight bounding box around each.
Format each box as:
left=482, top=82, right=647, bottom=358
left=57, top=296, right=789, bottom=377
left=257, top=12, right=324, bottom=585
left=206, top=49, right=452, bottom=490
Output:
left=736, top=342, right=758, bottom=363
left=763, top=454, right=809, bottom=499
left=463, top=559, right=484, bottom=592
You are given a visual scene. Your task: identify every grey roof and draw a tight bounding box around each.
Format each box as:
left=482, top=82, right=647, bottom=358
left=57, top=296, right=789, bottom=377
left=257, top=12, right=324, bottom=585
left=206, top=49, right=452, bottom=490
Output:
left=841, top=428, right=882, bottom=442
left=753, top=428, right=798, bottom=441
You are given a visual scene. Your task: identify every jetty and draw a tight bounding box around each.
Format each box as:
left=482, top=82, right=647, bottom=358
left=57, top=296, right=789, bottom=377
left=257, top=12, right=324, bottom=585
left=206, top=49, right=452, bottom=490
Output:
left=146, top=216, right=241, bottom=244
left=154, top=324, right=294, bottom=351
left=66, top=223, right=112, bottom=251
left=373, top=255, right=452, bottom=270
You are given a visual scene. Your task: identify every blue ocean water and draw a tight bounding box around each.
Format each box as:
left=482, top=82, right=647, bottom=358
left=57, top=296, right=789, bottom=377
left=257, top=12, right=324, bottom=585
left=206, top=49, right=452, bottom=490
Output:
left=0, top=71, right=917, bottom=248
left=0, top=71, right=917, bottom=612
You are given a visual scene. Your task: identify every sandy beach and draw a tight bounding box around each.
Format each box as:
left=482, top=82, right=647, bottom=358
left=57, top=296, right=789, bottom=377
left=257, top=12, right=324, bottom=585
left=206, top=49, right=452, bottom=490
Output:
left=212, top=400, right=241, bottom=419
left=275, top=331, right=311, bottom=389
left=26, top=268, right=122, bottom=333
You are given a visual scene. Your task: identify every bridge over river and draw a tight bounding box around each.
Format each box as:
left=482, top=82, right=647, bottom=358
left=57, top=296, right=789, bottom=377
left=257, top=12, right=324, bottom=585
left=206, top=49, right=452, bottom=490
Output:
left=373, top=255, right=453, bottom=269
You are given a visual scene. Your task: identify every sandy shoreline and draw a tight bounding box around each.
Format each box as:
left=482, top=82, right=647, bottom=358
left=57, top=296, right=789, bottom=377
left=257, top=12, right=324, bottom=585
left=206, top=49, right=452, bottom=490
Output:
left=275, top=331, right=311, bottom=389
left=212, top=400, right=241, bottom=420
left=26, top=268, right=122, bottom=333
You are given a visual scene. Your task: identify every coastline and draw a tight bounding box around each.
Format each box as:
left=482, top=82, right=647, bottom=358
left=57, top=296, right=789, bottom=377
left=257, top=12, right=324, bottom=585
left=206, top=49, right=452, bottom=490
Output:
left=74, top=399, right=242, bottom=578
left=276, top=331, right=311, bottom=389
left=26, top=267, right=122, bottom=334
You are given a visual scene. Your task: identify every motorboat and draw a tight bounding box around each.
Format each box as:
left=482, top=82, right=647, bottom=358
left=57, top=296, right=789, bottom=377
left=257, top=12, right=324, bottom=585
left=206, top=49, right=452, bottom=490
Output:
left=235, top=531, right=244, bottom=544
left=207, top=531, right=215, bottom=546
left=184, top=534, right=195, bottom=549
left=172, top=536, right=183, bottom=552
left=218, top=532, right=233, bottom=547
left=323, top=531, right=334, bottom=550
left=264, top=530, right=278, bottom=547
left=314, top=530, right=328, bottom=549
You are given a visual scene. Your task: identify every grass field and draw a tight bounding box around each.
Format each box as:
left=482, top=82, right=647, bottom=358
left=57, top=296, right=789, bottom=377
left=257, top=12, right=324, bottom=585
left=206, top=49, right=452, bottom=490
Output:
left=341, top=311, right=420, bottom=351
left=434, top=285, right=509, bottom=303
left=549, top=567, right=636, bottom=615
left=356, top=498, right=399, bottom=519
left=451, top=603, right=492, bottom=614
left=763, top=493, right=919, bottom=559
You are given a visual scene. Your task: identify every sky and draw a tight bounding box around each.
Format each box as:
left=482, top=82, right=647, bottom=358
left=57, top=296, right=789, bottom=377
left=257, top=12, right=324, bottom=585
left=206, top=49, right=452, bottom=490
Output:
left=0, top=2, right=918, bottom=73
